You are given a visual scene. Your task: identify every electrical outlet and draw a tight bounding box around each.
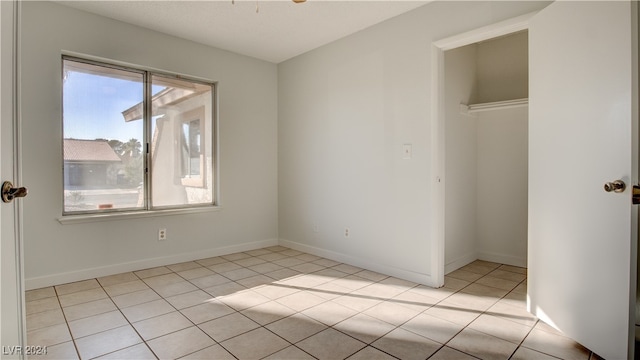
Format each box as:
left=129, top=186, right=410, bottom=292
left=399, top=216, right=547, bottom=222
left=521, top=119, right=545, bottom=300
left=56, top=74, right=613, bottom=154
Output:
left=158, top=228, right=167, bottom=241
left=344, top=227, right=350, bottom=238
left=312, top=223, right=320, bottom=233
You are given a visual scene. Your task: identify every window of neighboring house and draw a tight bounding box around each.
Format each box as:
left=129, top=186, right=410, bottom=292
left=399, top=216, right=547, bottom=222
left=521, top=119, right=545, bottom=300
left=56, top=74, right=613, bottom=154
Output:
left=62, top=57, right=216, bottom=215
left=181, top=116, right=203, bottom=180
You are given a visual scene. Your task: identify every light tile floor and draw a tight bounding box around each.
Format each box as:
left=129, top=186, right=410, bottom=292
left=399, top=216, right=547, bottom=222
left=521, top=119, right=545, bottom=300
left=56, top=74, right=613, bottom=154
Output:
left=25, top=246, right=600, bottom=359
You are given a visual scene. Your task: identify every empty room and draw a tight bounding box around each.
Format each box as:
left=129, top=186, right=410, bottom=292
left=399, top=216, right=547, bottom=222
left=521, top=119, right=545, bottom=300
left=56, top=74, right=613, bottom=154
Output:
left=1, top=1, right=638, bottom=359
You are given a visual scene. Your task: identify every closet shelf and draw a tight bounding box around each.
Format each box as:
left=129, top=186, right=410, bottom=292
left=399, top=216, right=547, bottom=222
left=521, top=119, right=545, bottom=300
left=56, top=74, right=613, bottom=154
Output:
left=460, top=98, right=528, bottom=114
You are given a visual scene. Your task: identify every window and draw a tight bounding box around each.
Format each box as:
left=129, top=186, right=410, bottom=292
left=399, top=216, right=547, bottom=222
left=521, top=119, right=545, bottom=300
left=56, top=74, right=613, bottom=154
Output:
left=62, top=57, right=215, bottom=214
left=180, top=108, right=204, bottom=186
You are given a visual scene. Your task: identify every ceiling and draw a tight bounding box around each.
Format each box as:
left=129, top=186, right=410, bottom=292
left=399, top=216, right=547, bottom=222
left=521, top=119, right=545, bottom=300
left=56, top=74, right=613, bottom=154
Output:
left=56, top=0, right=431, bottom=63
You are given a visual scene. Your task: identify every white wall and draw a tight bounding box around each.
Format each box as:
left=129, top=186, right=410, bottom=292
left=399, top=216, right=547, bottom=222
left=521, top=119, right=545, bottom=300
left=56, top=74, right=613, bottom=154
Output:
left=278, top=1, right=548, bottom=285
left=475, top=31, right=528, bottom=267
left=444, top=31, right=529, bottom=272
left=477, top=31, right=528, bottom=103
left=444, top=45, right=478, bottom=272
left=476, top=107, right=528, bottom=266
left=21, top=2, right=279, bottom=289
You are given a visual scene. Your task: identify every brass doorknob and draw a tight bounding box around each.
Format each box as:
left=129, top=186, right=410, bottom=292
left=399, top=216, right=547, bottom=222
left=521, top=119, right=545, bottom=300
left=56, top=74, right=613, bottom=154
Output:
left=604, top=180, right=626, bottom=193
left=2, top=181, right=28, bottom=203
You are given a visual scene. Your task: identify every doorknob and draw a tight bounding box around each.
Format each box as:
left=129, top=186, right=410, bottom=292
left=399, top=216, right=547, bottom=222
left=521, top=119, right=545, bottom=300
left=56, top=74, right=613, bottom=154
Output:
left=604, top=180, right=626, bottom=193
left=2, top=181, right=28, bottom=203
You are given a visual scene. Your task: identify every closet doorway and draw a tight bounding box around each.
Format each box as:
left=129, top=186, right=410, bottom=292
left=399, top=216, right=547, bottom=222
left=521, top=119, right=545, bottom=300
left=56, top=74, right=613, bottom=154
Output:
left=442, top=30, right=529, bottom=276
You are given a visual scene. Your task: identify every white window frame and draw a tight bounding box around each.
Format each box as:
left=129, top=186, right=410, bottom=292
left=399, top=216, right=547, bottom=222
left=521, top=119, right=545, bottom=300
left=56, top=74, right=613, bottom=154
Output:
left=60, top=56, right=218, bottom=221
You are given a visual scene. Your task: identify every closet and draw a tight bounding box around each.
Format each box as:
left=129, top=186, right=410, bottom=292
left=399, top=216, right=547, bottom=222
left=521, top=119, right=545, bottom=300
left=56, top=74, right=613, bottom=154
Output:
left=443, top=31, right=529, bottom=274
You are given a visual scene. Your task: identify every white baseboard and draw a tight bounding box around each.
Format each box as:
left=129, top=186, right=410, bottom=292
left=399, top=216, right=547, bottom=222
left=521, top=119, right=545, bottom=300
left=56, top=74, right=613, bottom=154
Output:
left=444, top=252, right=477, bottom=275
left=278, top=238, right=438, bottom=287
left=25, top=238, right=279, bottom=290
left=477, top=250, right=526, bottom=268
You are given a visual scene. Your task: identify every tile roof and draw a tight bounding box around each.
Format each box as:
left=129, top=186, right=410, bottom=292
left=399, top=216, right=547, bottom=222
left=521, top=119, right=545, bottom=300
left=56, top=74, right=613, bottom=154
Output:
left=64, top=139, right=122, bottom=162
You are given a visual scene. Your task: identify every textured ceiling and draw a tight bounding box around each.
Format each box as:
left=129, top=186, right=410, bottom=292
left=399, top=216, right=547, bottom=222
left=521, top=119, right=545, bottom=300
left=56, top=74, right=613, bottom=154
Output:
left=56, top=0, right=430, bottom=63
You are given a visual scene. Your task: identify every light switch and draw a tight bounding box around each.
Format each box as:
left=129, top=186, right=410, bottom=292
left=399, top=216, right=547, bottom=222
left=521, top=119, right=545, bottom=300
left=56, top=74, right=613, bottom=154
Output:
left=402, top=144, right=412, bottom=159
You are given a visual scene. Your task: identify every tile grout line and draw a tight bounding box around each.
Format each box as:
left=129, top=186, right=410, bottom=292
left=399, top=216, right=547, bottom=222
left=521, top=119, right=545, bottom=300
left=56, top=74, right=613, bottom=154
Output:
left=34, top=249, right=545, bottom=360
left=38, top=258, right=499, bottom=359
left=95, top=260, right=244, bottom=359
left=229, top=249, right=325, bottom=359
left=506, top=317, right=542, bottom=360
left=94, top=272, right=160, bottom=360
left=425, top=264, right=529, bottom=359
left=201, top=249, right=391, bottom=359
left=137, top=247, right=305, bottom=359
left=231, top=251, right=348, bottom=358
left=314, top=268, right=460, bottom=359
left=43, top=253, right=333, bottom=358
left=226, top=248, right=328, bottom=359
left=52, top=285, right=83, bottom=360
left=139, top=256, right=268, bottom=359
left=146, top=249, right=309, bottom=359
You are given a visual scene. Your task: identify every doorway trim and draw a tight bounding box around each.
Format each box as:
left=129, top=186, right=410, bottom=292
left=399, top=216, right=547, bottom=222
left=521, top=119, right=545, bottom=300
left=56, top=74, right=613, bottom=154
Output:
left=1, top=0, right=27, bottom=354
left=430, top=11, right=537, bottom=287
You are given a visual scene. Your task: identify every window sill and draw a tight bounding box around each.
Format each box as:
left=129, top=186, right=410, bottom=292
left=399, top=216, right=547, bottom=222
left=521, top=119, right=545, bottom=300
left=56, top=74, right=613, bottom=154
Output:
left=57, top=206, right=222, bottom=225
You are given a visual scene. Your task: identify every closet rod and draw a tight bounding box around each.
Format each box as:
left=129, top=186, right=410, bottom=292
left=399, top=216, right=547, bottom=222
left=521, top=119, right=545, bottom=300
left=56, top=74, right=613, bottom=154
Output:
left=460, top=98, right=528, bottom=114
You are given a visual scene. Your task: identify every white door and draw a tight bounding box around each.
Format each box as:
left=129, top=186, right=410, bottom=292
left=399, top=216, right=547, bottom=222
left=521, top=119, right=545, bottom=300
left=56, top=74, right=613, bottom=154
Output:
left=529, top=1, right=637, bottom=359
left=1, top=1, right=26, bottom=358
